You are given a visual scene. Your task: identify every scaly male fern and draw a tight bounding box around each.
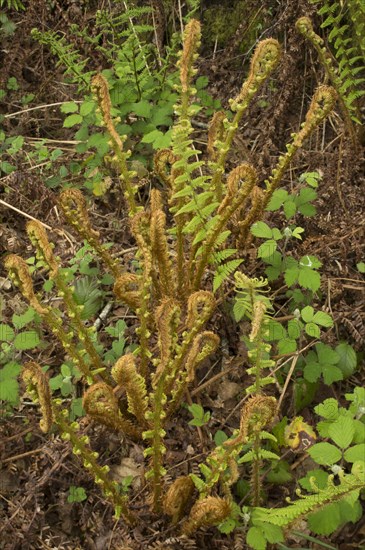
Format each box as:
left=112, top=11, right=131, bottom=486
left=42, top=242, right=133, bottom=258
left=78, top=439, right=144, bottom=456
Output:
left=5, top=18, right=339, bottom=533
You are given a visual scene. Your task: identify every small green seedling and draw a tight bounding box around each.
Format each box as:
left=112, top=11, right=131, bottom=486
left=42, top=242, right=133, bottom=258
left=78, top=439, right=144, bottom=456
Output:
left=187, top=403, right=211, bottom=427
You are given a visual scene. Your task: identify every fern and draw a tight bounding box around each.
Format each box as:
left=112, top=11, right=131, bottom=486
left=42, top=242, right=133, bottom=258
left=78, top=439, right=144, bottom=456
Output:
left=31, top=29, right=93, bottom=92
left=213, top=258, right=243, bottom=292
left=0, top=0, right=24, bottom=9
left=95, top=2, right=154, bottom=77
left=252, top=465, right=365, bottom=528
left=308, top=0, right=365, bottom=123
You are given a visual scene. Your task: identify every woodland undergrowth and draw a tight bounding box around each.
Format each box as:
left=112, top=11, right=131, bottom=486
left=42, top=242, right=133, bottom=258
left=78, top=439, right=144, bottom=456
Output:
left=2, top=11, right=365, bottom=550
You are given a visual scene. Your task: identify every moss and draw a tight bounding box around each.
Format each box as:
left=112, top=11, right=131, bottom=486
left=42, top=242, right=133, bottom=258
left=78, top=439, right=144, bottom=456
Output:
left=201, top=0, right=267, bottom=53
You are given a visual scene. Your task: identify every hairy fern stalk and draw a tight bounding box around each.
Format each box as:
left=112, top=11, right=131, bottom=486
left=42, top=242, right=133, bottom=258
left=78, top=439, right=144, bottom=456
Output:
left=4, top=17, right=345, bottom=544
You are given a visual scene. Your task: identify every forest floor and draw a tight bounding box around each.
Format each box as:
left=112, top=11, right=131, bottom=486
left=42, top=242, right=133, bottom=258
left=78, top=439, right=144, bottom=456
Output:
left=0, top=1, right=364, bottom=549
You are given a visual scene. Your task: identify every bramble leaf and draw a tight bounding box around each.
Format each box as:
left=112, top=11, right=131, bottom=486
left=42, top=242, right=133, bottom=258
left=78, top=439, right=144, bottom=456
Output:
left=328, top=416, right=355, bottom=449
left=308, top=442, right=342, bottom=465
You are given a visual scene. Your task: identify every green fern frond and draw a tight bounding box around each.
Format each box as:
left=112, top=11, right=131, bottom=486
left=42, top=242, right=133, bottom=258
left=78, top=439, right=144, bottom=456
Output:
left=252, top=467, right=365, bottom=528
left=31, top=29, right=93, bottom=92
left=213, top=259, right=243, bottom=292
left=307, top=1, right=365, bottom=124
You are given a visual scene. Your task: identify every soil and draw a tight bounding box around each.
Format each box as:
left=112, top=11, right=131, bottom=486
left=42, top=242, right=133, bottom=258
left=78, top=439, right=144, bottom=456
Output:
left=0, top=1, right=364, bottom=549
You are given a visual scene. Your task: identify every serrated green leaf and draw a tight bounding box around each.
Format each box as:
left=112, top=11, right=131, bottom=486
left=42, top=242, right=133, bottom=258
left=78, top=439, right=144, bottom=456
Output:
left=0, top=362, right=21, bottom=405
left=258, top=240, right=277, bottom=258
left=13, top=330, right=40, bottom=350
left=300, top=255, right=322, bottom=269
left=322, top=364, right=343, bottom=385
left=251, top=221, right=273, bottom=239
left=61, top=364, right=71, bottom=377
left=301, top=305, right=314, bottom=322
left=299, top=468, right=329, bottom=491
left=298, top=203, right=316, bottom=216
left=271, top=228, right=282, bottom=241
left=298, top=267, right=321, bottom=291
left=266, top=461, right=293, bottom=484
left=287, top=319, right=301, bottom=339
left=316, top=343, right=339, bottom=365
left=344, top=444, right=365, bottom=463
left=195, top=75, right=209, bottom=89
left=305, top=322, right=320, bottom=338
left=246, top=527, right=267, bottom=550
left=131, top=100, right=151, bottom=118
left=292, top=227, right=305, bottom=239
left=12, top=308, right=35, bottom=330
left=304, top=361, right=321, bottom=383
left=277, top=337, right=297, bottom=355
left=335, top=343, right=357, bottom=378
left=284, top=266, right=299, bottom=287
left=68, top=485, right=87, bottom=503
left=308, top=442, right=342, bottom=465
left=261, top=522, right=284, bottom=544
left=283, top=200, right=297, bottom=219
left=312, top=311, right=333, bottom=327
left=141, top=129, right=163, bottom=144
left=315, top=398, right=339, bottom=420
left=266, top=189, right=288, bottom=211
left=0, top=323, right=15, bottom=342
left=63, top=113, right=83, bottom=127
left=218, top=517, right=237, bottom=534
left=80, top=100, right=95, bottom=117
left=61, top=101, right=79, bottom=114
left=0, top=161, right=16, bottom=174
left=308, top=503, right=341, bottom=535
left=299, top=171, right=321, bottom=188
left=328, top=416, right=355, bottom=448
left=266, top=320, right=286, bottom=341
